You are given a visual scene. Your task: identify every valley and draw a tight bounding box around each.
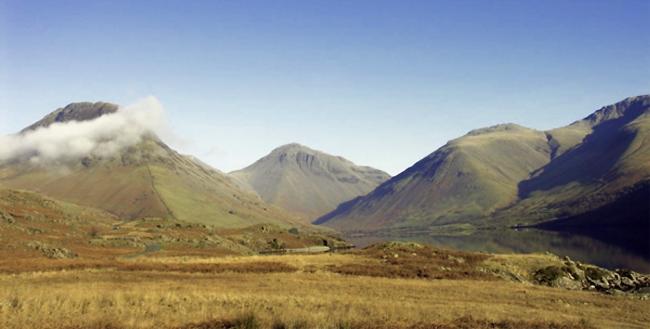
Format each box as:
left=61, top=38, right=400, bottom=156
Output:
left=3, top=3, right=649, bottom=328
left=0, top=97, right=648, bottom=329
left=2, top=180, right=648, bottom=329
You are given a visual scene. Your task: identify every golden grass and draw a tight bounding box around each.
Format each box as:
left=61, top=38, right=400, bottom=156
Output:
left=1, top=253, right=648, bottom=329
left=327, top=243, right=495, bottom=280
left=0, top=257, right=297, bottom=275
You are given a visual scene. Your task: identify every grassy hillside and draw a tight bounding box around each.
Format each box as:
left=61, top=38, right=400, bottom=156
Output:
left=231, top=143, right=390, bottom=221
left=316, top=124, right=552, bottom=230
left=0, top=138, right=298, bottom=228
left=0, top=188, right=343, bottom=262
left=0, top=164, right=169, bottom=219
left=498, top=95, right=650, bottom=224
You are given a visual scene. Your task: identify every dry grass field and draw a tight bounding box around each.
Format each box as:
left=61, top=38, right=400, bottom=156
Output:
left=2, top=189, right=648, bottom=329
left=1, top=249, right=648, bottom=329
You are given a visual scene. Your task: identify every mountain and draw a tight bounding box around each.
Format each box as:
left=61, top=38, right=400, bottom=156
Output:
left=0, top=102, right=297, bottom=228
left=20, top=102, right=119, bottom=133
left=506, top=96, right=650, bottom=222
left=230, top=143, right=390, bottom=220
left=315, top=124, right=553, bottom=230
left=316, top=95, right=650, bottom=232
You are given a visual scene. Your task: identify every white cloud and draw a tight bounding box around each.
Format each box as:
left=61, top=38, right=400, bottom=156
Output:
left=0, top=96, right=168, bottom=165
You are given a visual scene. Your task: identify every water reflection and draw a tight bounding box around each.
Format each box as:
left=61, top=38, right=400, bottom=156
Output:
left=346, top=229, right=650, bottom=273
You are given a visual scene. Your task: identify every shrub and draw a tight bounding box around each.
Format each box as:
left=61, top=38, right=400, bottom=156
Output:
left=534, top=266, right=565, bottom=285
left=88, top=226, right=101, bottom=238
left=233, top=313, right=259, bottom=329
left=268, top=238, right=285, bottom=250
left=271, top=320, right=287, bottom=329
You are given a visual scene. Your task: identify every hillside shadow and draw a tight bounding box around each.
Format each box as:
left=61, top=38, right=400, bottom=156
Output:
left=518, top=101, right=647, bottom=198
left=534, top=181, right=650, bottom=258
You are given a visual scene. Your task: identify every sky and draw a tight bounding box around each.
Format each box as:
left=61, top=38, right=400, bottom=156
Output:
left=1, top=0, right=648, bottom=175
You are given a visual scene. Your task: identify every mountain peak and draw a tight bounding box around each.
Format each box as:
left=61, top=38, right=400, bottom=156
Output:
left=22, top=101, right=119, bottom=132
left=466, top=123, right=530, bottom=136
left=581, top=95, right=649, bottom=127
left=231, top=144, right=390, bottom=220
left=271, top=143, right=315, bottom=154
left=267, top=143, right=345, bottom=164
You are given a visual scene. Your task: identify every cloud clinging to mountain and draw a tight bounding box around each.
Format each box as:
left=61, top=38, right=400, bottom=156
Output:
left=0, top=96, right=167, bottom=165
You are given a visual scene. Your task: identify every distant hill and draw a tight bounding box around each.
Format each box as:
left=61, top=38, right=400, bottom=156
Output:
left=0, top=102, right=298, bottom=228
left=316, top=95, right=650, bottom=232
left=230, top=143, right=390, bottom=221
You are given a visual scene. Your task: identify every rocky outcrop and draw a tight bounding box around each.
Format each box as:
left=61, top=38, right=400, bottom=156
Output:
left=27, top=241, right=77, bottom=259
left=534, top=257, right=650, bottom=295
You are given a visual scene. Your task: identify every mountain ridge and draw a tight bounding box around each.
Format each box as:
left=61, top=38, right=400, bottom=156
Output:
left=316, top=95, right=650, bottom=232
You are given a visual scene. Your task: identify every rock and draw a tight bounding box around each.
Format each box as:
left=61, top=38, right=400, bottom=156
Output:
left=636, top=287, right=650, bottom=294
left=617, top=269, right=645, bottom=286
left=609, top=272, right=622, bottom=287
left=564, top=262, right=585, bottom=281
left=534, top=266, right=583, bottom=289
left=556, top=276, right=584, bottom=290
left=448, top=255, right=466, bottom=264
left=606, top=289, right=626, bottom=296
left=1, top=211, right=15, bottom=224
left=528, top=265, right=650, bottom=294
left=27, top=241, right=77, bottom=259
left=531, top=263, right=646, bottom=292
left=621, top=277, right=636, bottom=288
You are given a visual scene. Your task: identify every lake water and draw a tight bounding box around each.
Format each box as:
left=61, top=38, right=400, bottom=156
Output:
left=346, top=228, right=650, bottom=273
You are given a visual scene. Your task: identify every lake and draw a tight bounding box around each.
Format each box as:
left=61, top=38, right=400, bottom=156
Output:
left=345, top=228, right=650, bottom=273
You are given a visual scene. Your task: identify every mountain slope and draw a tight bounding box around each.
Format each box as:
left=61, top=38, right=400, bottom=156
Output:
left=317, top=95, right=650, bottom=232
left=316, top=124, right=552, bottom=230
left=498, top=95, right=650, bottom=223
left=230, top=143, right=390, bottom=220
left=0, top=102, right=297, bottom=228
left=533, top=180, right=650, bottom=256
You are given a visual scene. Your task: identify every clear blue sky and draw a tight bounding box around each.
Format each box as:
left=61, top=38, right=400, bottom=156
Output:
left=1, top=0, right=648, bottom=175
